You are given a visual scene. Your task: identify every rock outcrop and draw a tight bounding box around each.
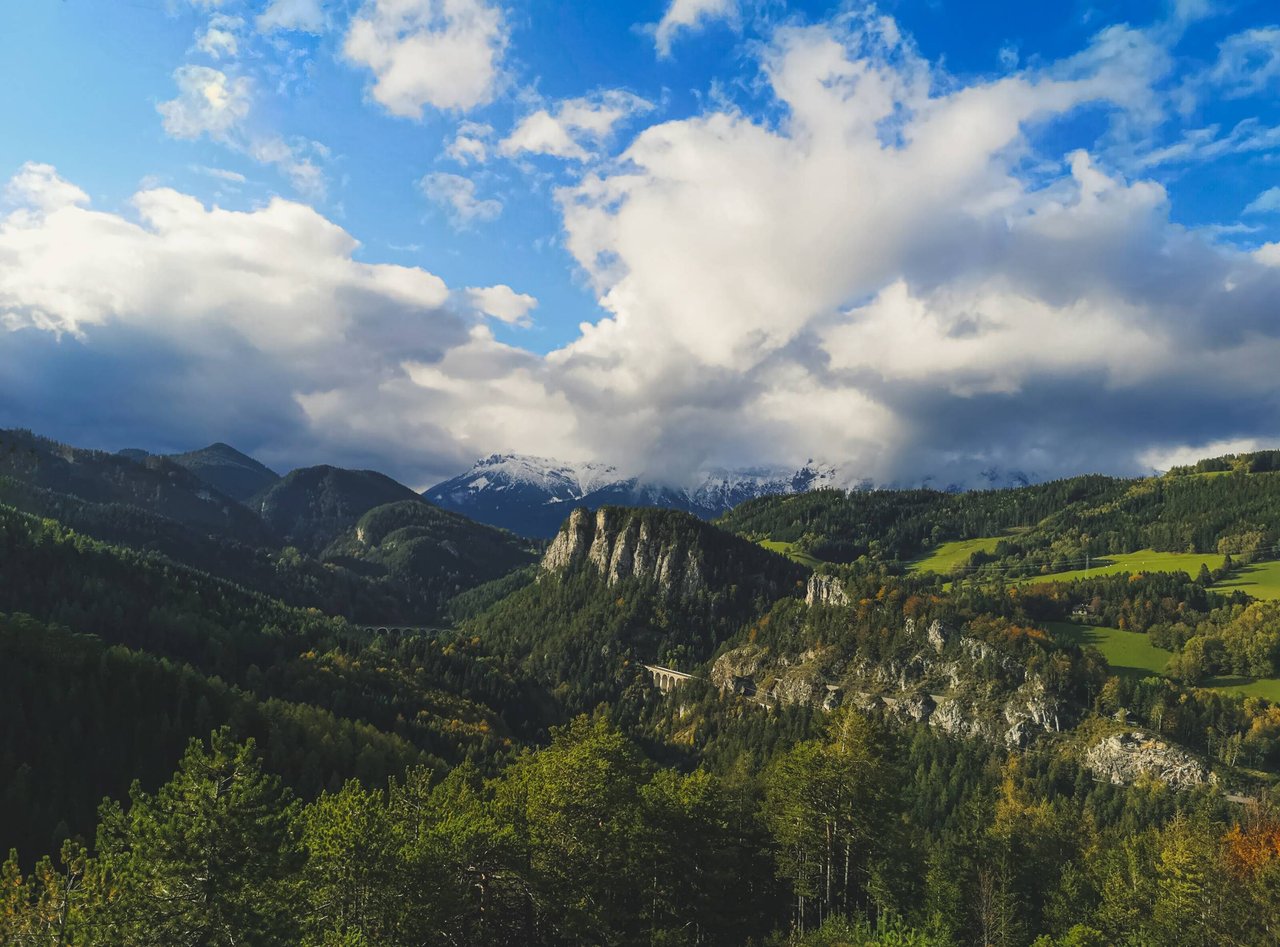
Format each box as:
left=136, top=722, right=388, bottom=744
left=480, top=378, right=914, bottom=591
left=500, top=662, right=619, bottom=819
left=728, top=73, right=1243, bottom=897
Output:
left=711, top=618, right=1070, bottom=750
left=541, top=506, right=804, bottom=601
left=1085, top=731, right=1211, bottom=789
left=541, top=508, right=706, bottom=596
left=710, top=644, right=768, bottom=694
left=806, top=574, right=849, bottom=607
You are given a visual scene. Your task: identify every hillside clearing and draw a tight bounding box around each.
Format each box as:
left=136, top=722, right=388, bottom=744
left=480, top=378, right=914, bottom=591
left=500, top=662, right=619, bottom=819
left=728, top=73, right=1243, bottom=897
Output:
left=1017, top=549, right=1225, bottom=586
left=759, top=540, right=824, bottom=569
left=1049, top=621, right=1280, bottom=699
left=1048, top=621, right=1171, bottom=680
left=906, top=536, right=1004, bottom=575
left=1211, top=559, right=1280, bottom=601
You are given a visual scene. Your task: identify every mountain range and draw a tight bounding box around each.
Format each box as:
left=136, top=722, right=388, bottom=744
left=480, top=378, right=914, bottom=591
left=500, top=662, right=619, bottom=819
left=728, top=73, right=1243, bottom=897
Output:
left=5, top=423, right=1280, bottom=943
left=423, top=452, right=846, bottom=538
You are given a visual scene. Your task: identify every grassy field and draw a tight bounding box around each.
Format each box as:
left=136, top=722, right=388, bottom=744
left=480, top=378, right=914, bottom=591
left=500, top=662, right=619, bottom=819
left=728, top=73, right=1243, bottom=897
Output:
left=1049, top=621, right=1280, bottom=699
left=1202, top=676, right=1280, bottom=700
left=1048, top=622, right=1172, bottom=680
left=906, top=536, right=1005, bottom=575
left=1211, top=560, right=1280, bottom=601
left=1018, top=549, right=1225, bottom=587
left=759, top=540, right=825, bottom=569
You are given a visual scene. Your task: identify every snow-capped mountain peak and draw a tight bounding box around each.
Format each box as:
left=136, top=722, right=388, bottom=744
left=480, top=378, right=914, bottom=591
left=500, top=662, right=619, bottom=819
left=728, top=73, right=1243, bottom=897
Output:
left=424, top=454, right=850, bottom=538
left=452, top=454, right=620, bottom=499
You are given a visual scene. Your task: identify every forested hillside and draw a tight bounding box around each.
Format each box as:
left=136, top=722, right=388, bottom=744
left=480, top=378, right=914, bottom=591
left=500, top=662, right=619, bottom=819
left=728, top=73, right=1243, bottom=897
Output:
left=0, top=430, right=533, bottom=625
left=7, top=437, right=1280, bottom=944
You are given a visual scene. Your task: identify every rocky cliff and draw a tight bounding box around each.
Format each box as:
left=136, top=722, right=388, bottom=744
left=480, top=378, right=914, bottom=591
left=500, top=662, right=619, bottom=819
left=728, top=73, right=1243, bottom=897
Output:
left=542, top=508, right=706, bottom=597
left=541, top=506, right=805, bottom=600
left=712, top=618, right=1069, bottom=749
left=1084, top=731, right=1211, bottom=789
left=805, top=574, right=850, bottom=607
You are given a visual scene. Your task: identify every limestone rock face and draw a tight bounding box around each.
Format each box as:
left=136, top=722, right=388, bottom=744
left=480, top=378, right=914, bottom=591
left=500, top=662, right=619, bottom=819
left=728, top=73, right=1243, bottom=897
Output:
left=1002, top=677, right=1063, bottom=747
left=1085, top=731, right=1210, bottom=789
left=926, top=620, right=950, bottom=654
left=541, top=507, right=706, bottom=597
left=542, top=507, right=594, bottom=572
left=806, top=574, right=849, bottom=607
left=710, top=617, right=1082, bottom=752
left=711, top=645, right=768, bottom=694
left=928, top=695, right=997, bottom=742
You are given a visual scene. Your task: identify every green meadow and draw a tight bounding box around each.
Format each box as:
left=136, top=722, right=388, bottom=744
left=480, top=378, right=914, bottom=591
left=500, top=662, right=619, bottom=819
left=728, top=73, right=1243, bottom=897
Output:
left=759, top=540, right=825, bottom=570
left=1211, top=559, right=1280, bottom=601
left=1048, top=621, right=1280, bottom=699
left=906, top=536, right=1004, bottom=575
left=1201, top=676, right=1280, bottom=701
left=1019, top=549, right=1225, bottom=586
left=1048, top=621, right=1172, bottom=680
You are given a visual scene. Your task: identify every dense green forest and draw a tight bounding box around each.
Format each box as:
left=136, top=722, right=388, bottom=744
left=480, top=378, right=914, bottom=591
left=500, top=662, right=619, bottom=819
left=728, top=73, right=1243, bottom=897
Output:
left=721, top=456, right=1280, bottom=570
left=6, top=432, right=1280, bottom=943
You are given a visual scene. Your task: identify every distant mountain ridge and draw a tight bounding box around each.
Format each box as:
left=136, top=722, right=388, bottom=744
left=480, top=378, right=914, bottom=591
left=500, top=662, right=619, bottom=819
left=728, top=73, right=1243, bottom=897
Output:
left=250, top=465, right=428, bottom=553
left=423, top=453, right=844, bottom=538
left=117, top=443, right=281, bottom=501
left=168, top=442, right=280, bottom=501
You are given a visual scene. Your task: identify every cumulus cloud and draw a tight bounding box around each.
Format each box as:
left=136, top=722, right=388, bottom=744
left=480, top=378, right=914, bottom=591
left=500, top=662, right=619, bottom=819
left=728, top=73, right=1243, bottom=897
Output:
left=0, top=163, right=539, bottom=482
left=158, top=65, right=252, bottom=140
left=542, top=13, right=1280, bottom=482
left=11, top=10, right=1280, bottom=488
left=445, top=121, right=493, bottom=165
left=465, top=284, right=536, bottom=325
left=652, top=0, right=736, bottom=58
left=248, top=136, right=329, bottom=198
left=4, top=163, right=89, bottom=214
left=343, top=0, right=506, bottom=118
left=257, top=0, right=327, bottom=34
left=419, top=172, right=502, bottom=227
left=196, top=14, right=244, bottom=59
left=501, top=92, right=653, bottom=161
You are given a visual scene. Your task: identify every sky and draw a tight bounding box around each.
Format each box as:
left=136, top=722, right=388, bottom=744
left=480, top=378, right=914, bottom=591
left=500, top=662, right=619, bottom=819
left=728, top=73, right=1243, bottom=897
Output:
left=1, top=0, right=1279, bottom=489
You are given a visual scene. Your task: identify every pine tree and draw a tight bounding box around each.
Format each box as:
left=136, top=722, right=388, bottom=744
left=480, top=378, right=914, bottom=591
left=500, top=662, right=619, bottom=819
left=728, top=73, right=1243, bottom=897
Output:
left=91, top=729, right=300, bottom=947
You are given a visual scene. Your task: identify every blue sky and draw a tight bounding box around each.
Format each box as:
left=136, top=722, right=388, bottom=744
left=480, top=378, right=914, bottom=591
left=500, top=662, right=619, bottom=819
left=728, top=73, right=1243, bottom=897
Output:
left=1, top=0, right=1279, bottom=487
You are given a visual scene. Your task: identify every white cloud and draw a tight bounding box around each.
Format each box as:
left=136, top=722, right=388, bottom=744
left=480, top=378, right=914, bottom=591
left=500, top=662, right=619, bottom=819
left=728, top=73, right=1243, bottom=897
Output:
left=652, top=0, right=736, bottom=58
left=501, top=91, right=652, bottom=161
left=0, top=163, right=545, bottom=482
left=1244, top=186, right=1280, bottom=215
left=539, top=13, right=1280, bottom=481
left=0, top=163, right=455, bottom=344
left=12, top=11, right=1280, bottom=488
left=157, top=66, right=329, bottom=197
left=196, top=14, right=244, bottom=59
left=257, top=0, right=327, bottom=34
left=157, top=65, right=252, bottom=140
left=192, top=165, right=247, bottom=183
left=248, top=136, right=329, bottom=198
left=343, top=0, right=506, bottom=118
left=1207, top=27, right=1280, bottom=99
left=420, top=172, right=502, bottom=226
left=445, top=121, right=493, bottom=165
left=465, top=284, right=536, bottom=325
left=1140, top=437, right=1265, bottom=472
left=1170, top=0, right=1219, bottom=25
left=1135, top=118, right=1280, bottom=168
left=4, top=163, right=89, bottom=214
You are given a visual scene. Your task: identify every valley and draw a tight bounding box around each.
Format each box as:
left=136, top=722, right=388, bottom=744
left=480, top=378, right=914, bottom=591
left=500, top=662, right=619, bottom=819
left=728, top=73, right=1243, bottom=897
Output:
left=5, top=430, right=1280, bottom=944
